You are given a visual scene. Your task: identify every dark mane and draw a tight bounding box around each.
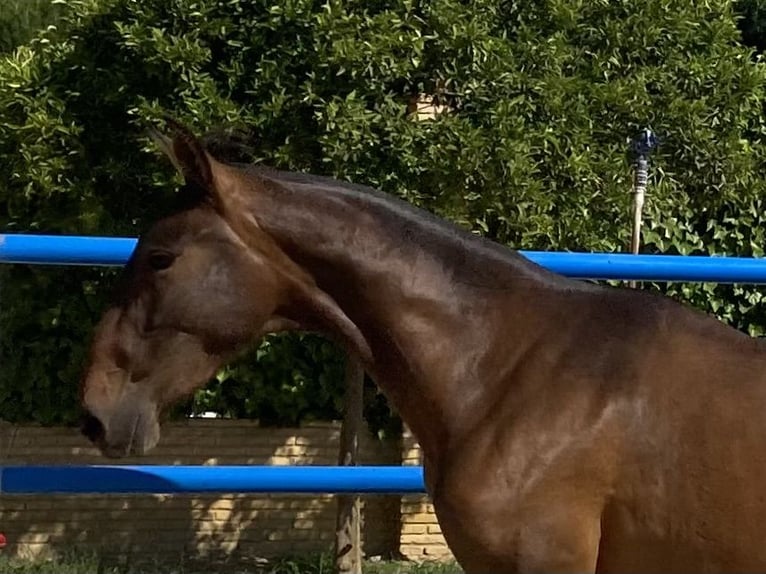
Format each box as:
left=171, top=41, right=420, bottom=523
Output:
left=200, top=130, right=582, bottom=290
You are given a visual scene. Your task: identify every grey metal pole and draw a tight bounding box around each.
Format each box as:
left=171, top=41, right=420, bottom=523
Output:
left=628, top=128, right=658, bottom=287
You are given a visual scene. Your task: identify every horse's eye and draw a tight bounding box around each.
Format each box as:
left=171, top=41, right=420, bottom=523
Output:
left=148, top=251, right=175, bottom=271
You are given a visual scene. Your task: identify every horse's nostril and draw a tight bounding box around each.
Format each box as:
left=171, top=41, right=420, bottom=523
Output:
left=80, top=412, right=105, bottom=444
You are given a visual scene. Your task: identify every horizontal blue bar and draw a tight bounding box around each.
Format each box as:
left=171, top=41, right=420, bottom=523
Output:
left=0, top=234, right=136, bottom=266
left=3, top=233, right=766, bottom=283
left=526, top=250, right=766, bottom=283
left=0, top=465, right=426, bottom=495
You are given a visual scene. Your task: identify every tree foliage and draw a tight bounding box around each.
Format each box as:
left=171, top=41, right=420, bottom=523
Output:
left=1, top=0, right=766, bottom=426
left=0, top=0, right=65, bottom=54
left=735, top=0, right=766, bottom=52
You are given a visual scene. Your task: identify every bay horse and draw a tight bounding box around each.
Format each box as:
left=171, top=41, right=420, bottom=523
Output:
left=80, top=120, right=766, bottom=573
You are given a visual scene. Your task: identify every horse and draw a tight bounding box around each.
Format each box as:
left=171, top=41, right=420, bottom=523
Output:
left=80, top=119, right=766, bottom=573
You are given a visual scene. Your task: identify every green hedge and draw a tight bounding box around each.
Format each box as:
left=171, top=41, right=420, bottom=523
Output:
left=1, top=0, right=766, bottom=427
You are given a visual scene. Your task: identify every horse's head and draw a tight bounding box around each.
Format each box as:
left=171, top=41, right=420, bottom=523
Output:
left=80, top=120, right=370, bottom=457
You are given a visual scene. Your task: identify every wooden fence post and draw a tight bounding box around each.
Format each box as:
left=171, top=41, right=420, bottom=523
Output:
left=334, top=353, right=364, bottom=574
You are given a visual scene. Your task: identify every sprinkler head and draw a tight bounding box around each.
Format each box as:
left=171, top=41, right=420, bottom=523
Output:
left=631, top=127, right=659, bottom=157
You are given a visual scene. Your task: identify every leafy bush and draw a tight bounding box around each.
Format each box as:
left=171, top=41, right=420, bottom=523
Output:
left=1, top=0, right=766, bottom=426
left=0, top=0, right=65, bottom=54
left=735, top=0, right=766, bottom=52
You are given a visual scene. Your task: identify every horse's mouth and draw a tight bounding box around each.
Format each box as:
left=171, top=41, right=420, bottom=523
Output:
left=101, top=443, right=142, bottom=458
left=80, top=411, right=147, bottom=458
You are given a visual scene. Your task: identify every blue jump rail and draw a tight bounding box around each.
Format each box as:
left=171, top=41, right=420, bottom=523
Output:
left=0, top=234, right=135, bottom=267
left=3, top=233, right=766, bottom=283
left=0, top=465, right=426, bottom=495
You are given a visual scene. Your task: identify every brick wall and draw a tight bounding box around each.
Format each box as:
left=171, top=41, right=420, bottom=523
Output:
left=0, top=419, right=407, bottom=565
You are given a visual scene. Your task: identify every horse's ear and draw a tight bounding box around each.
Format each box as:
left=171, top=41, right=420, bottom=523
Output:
left=147, top=117, right=215, bottom=194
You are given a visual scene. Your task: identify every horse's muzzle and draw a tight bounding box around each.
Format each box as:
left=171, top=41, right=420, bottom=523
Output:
left=80, top=411, right=106, bottom=445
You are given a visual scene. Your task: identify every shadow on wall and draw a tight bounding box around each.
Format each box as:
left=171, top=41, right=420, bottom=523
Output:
left=0, top=420, right=402, bottom=568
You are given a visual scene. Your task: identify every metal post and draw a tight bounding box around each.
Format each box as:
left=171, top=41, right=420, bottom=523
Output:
left=628, top=128, right=658, bottom=288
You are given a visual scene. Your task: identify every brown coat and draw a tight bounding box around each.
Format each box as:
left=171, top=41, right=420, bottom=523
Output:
left=80, top=121, right=766, bottom=573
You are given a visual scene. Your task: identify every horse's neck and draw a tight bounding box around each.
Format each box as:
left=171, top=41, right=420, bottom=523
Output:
left=248, top=174, right=561, bottom=459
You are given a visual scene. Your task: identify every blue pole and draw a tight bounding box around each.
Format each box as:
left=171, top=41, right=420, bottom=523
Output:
left=0, top=465, right=426, bottom=495
left=3, top=233, right=766, bottom=283
left=0, top=234, right=136, bottom=266
left=524, top=250, right=766, bottom=283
